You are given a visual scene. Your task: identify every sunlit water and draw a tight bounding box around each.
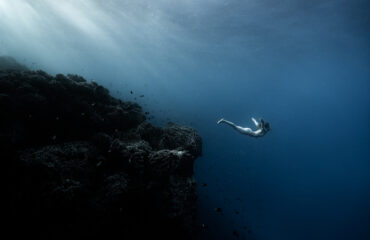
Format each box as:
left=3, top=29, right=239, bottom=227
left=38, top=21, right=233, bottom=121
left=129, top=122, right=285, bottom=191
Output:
left=1, top=1, right=369, bottom=239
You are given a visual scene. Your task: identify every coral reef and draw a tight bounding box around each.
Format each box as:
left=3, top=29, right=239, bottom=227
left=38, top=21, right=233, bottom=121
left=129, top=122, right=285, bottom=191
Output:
left=1, top=59, right=202, bottom=239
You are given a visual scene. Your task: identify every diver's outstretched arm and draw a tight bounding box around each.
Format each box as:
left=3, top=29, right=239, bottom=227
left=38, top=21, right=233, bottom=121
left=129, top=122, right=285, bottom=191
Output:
left=251, top=117, right=259, bottom=128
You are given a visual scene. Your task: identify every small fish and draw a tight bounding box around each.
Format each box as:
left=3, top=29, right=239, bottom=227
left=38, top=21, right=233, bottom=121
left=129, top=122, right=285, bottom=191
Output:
left=201, top=223, right=208, bottom=229
left=130, top=90, right=133, bottom=94
left=232, top=230, right=239, bottom=238
left=140, top=94, right=144, bottom=97
left=144, top=112, right=150, bottom=115
left=202, top=183, right=207, bottom=187
left=215, top=207, right=222, bottom=213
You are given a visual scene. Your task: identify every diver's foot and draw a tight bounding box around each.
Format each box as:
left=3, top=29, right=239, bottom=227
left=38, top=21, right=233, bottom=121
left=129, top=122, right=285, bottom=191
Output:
left=217, top=118, right=224, bottom=124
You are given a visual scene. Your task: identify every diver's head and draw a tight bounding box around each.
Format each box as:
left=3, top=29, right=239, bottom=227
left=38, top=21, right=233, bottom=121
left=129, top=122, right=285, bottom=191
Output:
left=263, top=122, right=271, bottom=131
left=259, top=118, right=270, bottom=131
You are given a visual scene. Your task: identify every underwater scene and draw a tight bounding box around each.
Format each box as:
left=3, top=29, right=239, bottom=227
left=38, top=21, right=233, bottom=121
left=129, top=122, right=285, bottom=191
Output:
left=1, top=0, right=370, bottom=239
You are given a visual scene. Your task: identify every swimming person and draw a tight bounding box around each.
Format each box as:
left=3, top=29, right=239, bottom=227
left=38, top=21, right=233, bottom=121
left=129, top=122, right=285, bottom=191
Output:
left=217, top=117, right=270, bottom=137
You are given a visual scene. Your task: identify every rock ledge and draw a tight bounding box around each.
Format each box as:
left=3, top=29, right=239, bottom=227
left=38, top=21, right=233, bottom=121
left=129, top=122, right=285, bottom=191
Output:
left=1, top=66, right=202, bottom=239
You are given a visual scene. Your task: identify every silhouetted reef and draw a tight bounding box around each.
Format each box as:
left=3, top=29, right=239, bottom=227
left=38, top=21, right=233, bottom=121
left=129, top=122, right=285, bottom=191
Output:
left=0, top=56, right=29, bottom=71
left=1, top=58, right=202, bottom=239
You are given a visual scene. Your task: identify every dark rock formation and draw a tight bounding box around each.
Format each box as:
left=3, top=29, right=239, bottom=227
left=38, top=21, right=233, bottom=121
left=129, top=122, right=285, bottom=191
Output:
left=0, top=56, right=29, bottom=71
left=1, top=61, right=202, bottom=239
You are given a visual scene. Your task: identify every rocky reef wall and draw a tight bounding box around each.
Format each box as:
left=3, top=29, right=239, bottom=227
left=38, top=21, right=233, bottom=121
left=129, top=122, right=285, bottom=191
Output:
left=1, top=59, right=202, bottom=239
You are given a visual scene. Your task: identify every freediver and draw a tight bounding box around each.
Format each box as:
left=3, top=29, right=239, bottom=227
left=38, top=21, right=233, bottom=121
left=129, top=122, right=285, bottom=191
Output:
left=217, top=117, right=270, bottom=137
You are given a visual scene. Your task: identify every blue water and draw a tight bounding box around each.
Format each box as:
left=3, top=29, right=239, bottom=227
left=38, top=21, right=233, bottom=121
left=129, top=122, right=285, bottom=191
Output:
left=1, top=1, right=369, bottom=239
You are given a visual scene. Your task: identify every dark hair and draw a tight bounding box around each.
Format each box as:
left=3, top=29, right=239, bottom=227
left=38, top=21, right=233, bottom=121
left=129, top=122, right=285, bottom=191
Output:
left=264, top=122, right=270, bottom=131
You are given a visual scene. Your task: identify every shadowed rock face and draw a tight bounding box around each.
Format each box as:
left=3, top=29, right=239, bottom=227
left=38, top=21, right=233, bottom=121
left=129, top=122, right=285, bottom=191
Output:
left=1, top=63, right=202, bottom=239
left=0, top=56, right=29, bottom=71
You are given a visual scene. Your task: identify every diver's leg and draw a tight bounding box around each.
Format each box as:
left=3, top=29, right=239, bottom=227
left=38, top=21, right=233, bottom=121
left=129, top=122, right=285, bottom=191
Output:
left=217, top=118, right=237, bottom=128
left=217, top=118, right=225, bottom=124
left=217, top=118, right=249, bottom=133
left=218, top=118, right=255, bottom=136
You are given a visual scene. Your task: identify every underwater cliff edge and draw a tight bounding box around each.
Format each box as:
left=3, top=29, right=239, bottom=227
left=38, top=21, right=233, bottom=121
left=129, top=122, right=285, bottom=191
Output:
left=1, top=56, right=202, bottom=239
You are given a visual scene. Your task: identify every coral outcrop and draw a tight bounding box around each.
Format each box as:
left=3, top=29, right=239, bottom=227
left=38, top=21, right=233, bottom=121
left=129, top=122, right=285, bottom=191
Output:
left=1, top=58, right=202, bottom=239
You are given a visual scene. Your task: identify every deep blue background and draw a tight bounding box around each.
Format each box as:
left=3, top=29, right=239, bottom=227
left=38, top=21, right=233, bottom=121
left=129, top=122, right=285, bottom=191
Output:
left=1, top=0, right=369, bottom=239
left=193, top=52, right=370, bottom=239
